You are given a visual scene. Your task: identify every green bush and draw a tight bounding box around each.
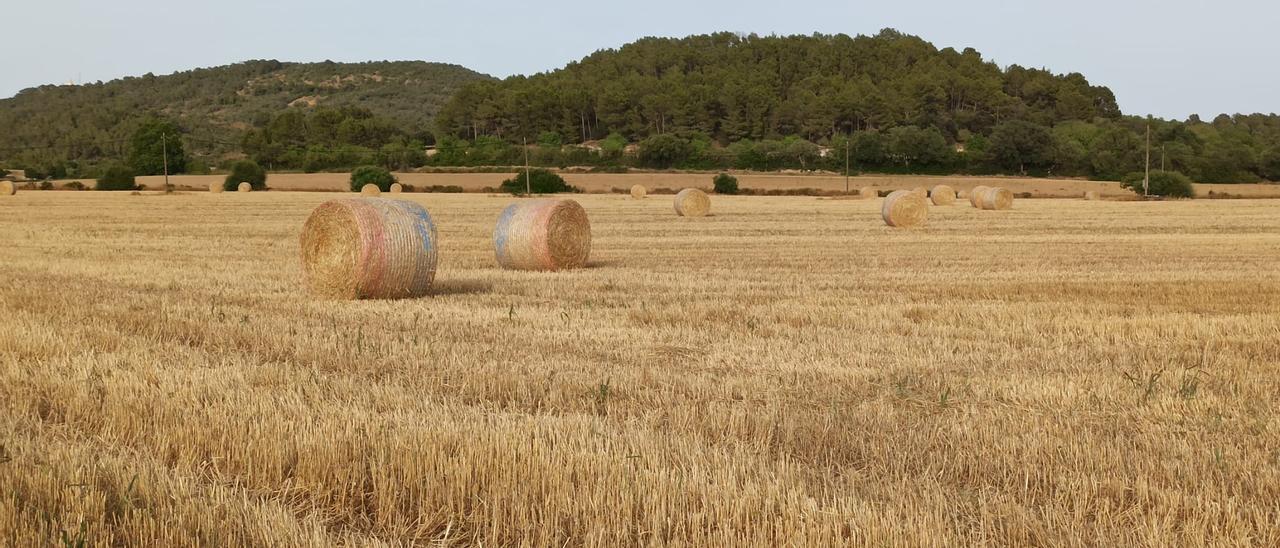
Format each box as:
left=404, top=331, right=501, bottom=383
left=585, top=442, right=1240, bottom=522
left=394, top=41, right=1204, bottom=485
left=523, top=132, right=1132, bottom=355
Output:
left=223, top=160, right=267, bottom=191
left=1121, top=171, right=1195, bottom=198
left=500, top=169, right=579, bottom=195
left=96, top=165, right=137, bottom=191
left=350, top=165, right=397, bottom=192
left=713, top=172, right=739, bottom=194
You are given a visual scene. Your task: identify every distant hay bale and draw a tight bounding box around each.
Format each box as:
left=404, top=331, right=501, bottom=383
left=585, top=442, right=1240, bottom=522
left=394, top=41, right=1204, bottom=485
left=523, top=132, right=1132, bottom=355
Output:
left=390, top=183, right=403, bottom=194
left=674, top=188, right=711, bottom=217
left=957, top=189, right=968, bottom=200
left=208, top=182, right=224, bottom=194
left=0, top=181, right=15, bottom=196
left=1084, top=191, right=1098, bottom=200
left=630, top=184, right=647, bottom=199
left=930, top=185, right=956, bottom=206
left=979, top=187, right=1014, bottom=210
left=969, top=185, right=990, bottom=208
left=881, top=189, right=928, bottom=228
left=493, top=199, right=591, bottom=271
left=361, top=184, right=381, bottom=196
left=300, top=198, right=438, bottom=300
left=237, top=182, right=252, bottom=193
left=913, top=187, right=928, bottom=198
left=859, top=186, right=877, bottom=199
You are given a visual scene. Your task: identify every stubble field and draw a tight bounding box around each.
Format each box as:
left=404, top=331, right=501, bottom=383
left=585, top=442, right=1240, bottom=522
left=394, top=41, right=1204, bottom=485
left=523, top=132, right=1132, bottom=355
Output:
left=1, top=191, right=1278, bottom=546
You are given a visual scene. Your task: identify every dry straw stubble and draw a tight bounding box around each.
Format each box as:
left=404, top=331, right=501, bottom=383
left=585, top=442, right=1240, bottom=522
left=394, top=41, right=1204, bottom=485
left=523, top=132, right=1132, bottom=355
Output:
left=493, top=198, right=592, bottom=271
left=674, top=188, right=711, bottom=217
left=882, top=189, right=929, bottom=228
left=930, top=185, right=956, bottom=206
left=299, top=197, right=439, bottom=300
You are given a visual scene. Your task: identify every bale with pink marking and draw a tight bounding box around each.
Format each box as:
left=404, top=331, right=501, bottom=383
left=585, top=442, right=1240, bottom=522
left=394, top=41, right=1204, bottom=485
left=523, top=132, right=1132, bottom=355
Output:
left=493, top=199, right=591, bottom=271
left=300, top=198, right=438, bottom=300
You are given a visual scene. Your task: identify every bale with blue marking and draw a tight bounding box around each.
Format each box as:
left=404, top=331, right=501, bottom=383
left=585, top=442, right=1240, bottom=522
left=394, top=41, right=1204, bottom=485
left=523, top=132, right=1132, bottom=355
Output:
left=300, top=198, right=439, bottom=299
left=493, top=199, right=591, bottom=271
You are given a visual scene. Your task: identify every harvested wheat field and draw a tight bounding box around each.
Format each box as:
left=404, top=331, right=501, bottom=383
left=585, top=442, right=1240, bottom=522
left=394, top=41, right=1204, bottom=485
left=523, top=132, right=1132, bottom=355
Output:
left=1, top=192, right=1279, bottom=546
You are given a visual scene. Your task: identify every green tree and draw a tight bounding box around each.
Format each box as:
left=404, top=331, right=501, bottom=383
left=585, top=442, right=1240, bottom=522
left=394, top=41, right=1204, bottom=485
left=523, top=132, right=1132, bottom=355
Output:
left=1121, top=171, right=1195, bottom=198
left=223, top=160, right=267, bottom=191
left=127, top=118, right=186, bottom=176
left=988, top=120, right=1053, bottom=174
left=637, top=134, right=693, bottom=168
left=886, top=126, right=949, bottom=168
left=96, top=164, right=137, bottom=191
left=712, top=172, right=739, bottom=194
left=500, top=168, right=580, bottom=195
left=350, top=165, right=397, bottom=192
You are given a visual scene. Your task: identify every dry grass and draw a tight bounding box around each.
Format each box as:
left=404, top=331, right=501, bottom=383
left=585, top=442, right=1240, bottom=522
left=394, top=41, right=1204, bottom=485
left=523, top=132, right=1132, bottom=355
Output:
left=1, top=192, right=1279, bottom=546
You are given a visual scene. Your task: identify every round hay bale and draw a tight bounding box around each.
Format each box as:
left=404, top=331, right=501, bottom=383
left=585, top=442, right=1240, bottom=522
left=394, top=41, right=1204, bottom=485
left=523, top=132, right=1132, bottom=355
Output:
left=390, top=183, right=403, bottom=194
left=208, top=182, right=224, bottom=194
left=1084, top=191, right=1098, bottom=201
left=493, top=199, right=591, bottom=271
left=361, top=184, right=381, bottom=196
left=0, top=181, right=15, bottom=196
left=912, top=187, right=928, bottom=198
left=674, top=188, right=711, bottom=217
left=881, top=190, right=928, bottom=228
left=930, top=185, right=956, bottom=206
left=237, top=182, right=252, bottom=193
left=630, top=184, right=647, bottom=199
left=969, top=185, right=990, bottom=208
left=859, top=187, right=877, bottom=199
left=957, top=189, right=968, bottom=200
left=979, top=187, right=1014, bottom=210
left=300, top=198, right=438, bottom=300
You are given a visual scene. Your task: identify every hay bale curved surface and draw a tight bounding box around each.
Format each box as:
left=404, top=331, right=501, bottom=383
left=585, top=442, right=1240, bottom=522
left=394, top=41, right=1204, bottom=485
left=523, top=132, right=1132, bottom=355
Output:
left=957, top=189, right=968, bottom=200
left=390, top=183, right=403, bottom=194
left=493, top=199, right=591, bottom=271
left=1084, top=191, right=1098, bottom=200
left=237, top=182, right=252, bottom=193
left=300, top=198, right=438, bottom=300
left=361, top=184, right=381, bottom=196
left=881, top=190, right=928, bottom=228
left=979, top=187, right=1015, bottom=210
left=912, top=187, right=928, bottom=198
left=630, top=184, right=647, bottom=199
left=859, top=187, right=877, bottom=199
left=0, top=181, right=15, bottom=196
left=930, top=185, right=956, bottom=206
left=208, top=182, right=224, bottom=194
left=969, top=185, right=990, bottom=208
left=674, top=188, right=711, bottom=217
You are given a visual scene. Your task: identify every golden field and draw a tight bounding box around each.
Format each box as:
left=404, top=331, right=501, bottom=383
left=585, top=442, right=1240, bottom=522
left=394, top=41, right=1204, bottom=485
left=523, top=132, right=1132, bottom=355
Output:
left=1, top=191, right=1278, bottom=546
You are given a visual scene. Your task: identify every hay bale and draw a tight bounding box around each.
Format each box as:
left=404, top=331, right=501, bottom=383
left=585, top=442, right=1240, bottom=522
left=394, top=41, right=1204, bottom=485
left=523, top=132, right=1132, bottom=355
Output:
left=0, top=181, right=15, bottom=196
left=300, top=198, right=438, bottom=300
left=237, top=182, right=252, bottom=193
left=630, top=184, right=647, bottom=199
left=969, top=185, right=990, bottom=208
left=859, top=186, right=877, bottom=199
left=881, top=189, right=928, bottom=228
left=493, top=199, right=591, bottom=271
left=390, top=183, right=403, bottom=194
left=957, top=189, right=968, bottom=200
left=979, top=187, right=1014, bottom=210
left=930, top=185, right=956, bottom=206
left=361, top=184, right=381, bottom=196
left=674, top=188, right=711, bottom=217
left=208, top=182, right=224, bottom=194
left=912, top=187, right=928, bottom=198
left=1084, top=191, right=1098, bottom=200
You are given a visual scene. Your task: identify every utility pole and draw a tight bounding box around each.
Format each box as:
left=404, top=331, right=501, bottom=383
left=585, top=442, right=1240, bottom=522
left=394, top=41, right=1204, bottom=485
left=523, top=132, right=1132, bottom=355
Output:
left=162, top=133, right=171, bottom=193
left=1143, top=123, right=1150, bottom=197
left=523, top=137, right=531, bottom=195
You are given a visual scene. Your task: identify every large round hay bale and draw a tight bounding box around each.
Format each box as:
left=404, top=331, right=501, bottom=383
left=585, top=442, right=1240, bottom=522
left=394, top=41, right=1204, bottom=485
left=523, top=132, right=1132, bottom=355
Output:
left=493, top=199, right=591, bottom=271
left=390, top=183, right=403, bottom=194
left=930, top=185, right=956, bottom=206
left=674, top=188, right=711, bottom=217
left=630, top=184, right=647, bottom=199
left=300, top=198, right=438, bottom=300
left=208, top=182, right=224, bottom=194
left=859, top=187, right=877, bottom=199
left=1084, top=191, right=1098, bottom=200
left=237, top=182, right=252, bottom=193
left=881, top=190, right=928, bottom=228
left=957, top=189, right=968, bottom=200
left=969, top=185, right=990, bottom=208
left=979, top=187, right=1014, bottom=210
left=361, top=184, right=381, bottom=196
left=0, top=181, right=15, bottom=196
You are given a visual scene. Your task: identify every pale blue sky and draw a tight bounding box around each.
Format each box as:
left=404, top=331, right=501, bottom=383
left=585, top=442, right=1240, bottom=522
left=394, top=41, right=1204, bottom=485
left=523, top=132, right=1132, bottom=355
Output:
left=1, top=0, right=1274, bottom=119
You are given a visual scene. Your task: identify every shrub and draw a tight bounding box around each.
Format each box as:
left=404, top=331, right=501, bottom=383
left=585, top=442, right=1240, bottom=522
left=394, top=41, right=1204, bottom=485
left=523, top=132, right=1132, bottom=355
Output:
left=350, top=165, right=397, bottom=192
left=713, top=172, right=739, bottom=194
left=223, top=160, right=267, bottom=191
left=65, top=181, right=86, bottom=191
left=500, top=169, right=579, bottom=195
left=1121, top=171, right=1195, bottom=198
left=96, top=165, right=137, bottom=191
left=38, top=181, right=54, bottom=191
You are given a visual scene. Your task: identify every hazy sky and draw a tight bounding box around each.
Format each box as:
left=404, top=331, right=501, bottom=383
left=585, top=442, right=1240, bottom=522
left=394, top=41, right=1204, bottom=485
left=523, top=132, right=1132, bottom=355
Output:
left=1, top=0, right=1274, bottom=119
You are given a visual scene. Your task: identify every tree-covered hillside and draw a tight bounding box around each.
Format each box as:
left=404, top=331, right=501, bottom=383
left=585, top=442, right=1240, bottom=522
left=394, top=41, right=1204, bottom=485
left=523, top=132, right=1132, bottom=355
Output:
left=0, top=60, right=490, bottom=177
